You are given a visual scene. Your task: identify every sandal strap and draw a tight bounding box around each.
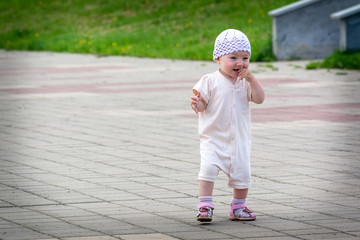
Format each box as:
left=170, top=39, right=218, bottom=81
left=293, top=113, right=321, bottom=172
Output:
left=243, top=207, right=253, bottom=213
left=197, top=202, right=214, bottom=209
left=231, top=203, right=246, bottom=210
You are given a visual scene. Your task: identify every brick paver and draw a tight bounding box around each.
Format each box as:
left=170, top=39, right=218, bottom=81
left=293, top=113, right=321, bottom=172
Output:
left=0, top=50, right=359, bottom=240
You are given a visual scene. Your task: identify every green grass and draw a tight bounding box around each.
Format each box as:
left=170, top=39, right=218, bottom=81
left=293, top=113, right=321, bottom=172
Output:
left=0, top=0, right=297, bottom=61
left=259, top=63, right=278, bottom=71
left=306, top=51, right=360, bottom=70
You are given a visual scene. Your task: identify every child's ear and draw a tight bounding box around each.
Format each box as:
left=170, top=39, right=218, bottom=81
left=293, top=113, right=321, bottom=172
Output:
left=215, top=58, right=220, bottom=64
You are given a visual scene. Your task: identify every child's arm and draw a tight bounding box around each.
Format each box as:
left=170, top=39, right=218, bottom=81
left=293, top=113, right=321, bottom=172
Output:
left=239, top=69, right=265, bottom=104
left=191, top=91, right=207, bottom=114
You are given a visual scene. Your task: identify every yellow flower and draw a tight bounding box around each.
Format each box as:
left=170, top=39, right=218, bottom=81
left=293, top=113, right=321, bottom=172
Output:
left=112, top=42, right=117, bottom=46
left=35, top=33, right=39, bottom=37
left=248, top=18, right=253, bottom=23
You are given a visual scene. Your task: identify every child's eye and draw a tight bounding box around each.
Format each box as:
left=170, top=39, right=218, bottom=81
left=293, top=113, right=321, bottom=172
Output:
left=230, top=57, right=237, bottom=60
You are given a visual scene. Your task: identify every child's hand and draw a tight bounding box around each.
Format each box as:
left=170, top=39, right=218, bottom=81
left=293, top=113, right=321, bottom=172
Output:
left=238, top=68, right=265, bottom=104
left=191, top=92, right=201, bottom=114
left=238, top=69, right=255, bottom=83
left=191, top=91, right=206, bottom=114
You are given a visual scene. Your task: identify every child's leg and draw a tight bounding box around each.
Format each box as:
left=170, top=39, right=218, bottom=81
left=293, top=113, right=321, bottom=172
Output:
left=199, top=180, right=214, bottom=196
left=233, top=188, right=248, bottom=199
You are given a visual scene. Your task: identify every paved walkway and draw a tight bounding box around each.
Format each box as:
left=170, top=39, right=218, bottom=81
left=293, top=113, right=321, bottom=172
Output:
left=0, top=50, right=359, bottom=240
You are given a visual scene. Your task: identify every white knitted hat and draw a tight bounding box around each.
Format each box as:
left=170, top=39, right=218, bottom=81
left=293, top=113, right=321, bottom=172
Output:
left=213, top=29, right=251, bottom=61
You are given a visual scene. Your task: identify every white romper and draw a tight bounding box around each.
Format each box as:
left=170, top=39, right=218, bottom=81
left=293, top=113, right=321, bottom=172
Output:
left=193, top=70, right=252, bottom=189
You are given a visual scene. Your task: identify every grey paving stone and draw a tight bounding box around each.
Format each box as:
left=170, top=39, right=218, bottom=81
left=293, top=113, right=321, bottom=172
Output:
left=63, top=236, right=118, bottom=240
left=116, top=233, right=179, bottom=240
left=0, top=226, right=54, bottom=240
left=300, top=232, right=360, bottom=239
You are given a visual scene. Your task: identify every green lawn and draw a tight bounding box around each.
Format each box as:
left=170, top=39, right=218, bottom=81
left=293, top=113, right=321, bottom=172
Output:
left=306, top=51, right=360, bottom=70
left=0, top=0, right=297, bottom=61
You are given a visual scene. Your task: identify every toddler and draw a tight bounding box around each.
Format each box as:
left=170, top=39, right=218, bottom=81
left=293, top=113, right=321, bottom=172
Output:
left=191, top=29, right=265, bottom=222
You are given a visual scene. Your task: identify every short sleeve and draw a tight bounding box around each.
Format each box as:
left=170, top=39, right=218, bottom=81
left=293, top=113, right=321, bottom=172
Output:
left=193, top=75, right=211, bottom=104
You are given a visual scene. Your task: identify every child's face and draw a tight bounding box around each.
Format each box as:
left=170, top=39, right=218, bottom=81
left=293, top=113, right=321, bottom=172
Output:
left=215, top=51, right=250, bottom=80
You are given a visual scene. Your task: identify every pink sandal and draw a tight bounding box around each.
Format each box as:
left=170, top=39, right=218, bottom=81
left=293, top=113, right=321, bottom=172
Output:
left=196, top=202, right=214, bottom=222
left=229, top=203, right=256, bottom=221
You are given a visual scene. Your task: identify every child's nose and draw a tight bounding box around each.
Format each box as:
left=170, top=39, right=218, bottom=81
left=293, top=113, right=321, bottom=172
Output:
left=236, top=60, right=243, bottom=66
